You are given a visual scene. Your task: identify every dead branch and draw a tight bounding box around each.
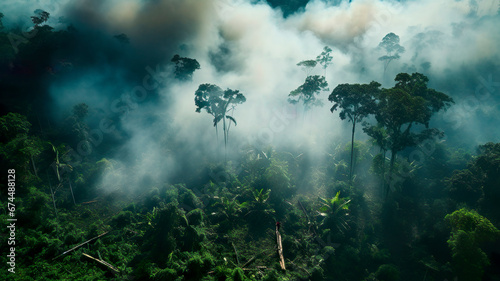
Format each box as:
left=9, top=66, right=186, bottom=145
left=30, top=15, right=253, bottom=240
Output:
left=53, top=231, right=109, bottom=260
left=232, top=242, right=240, bottom=265
left=242, top=255, right=255, bottom=268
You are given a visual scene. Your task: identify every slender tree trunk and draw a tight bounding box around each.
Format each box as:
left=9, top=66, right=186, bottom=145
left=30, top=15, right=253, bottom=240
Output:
left=49, top=181, right=58, bottom=218
left=222, top=96, right=233, bottom=163
left=387, top=149, right=397, bottom=199
left=349, top=120, right=356, bottom=184
left=223, top=114, right=227, bottom=162
left=215, top=123, right=219, bottom=144
left=31, top=154, right=38, bottom=177
left=381, top=149, right=386, bottom=193
left=223, top=96, right=233, bottom=148
left=69, top=179, right=76, bottom=205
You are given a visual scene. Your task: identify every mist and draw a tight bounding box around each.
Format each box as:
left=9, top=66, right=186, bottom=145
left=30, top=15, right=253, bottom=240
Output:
left=3, top=0, right=499, bottom=192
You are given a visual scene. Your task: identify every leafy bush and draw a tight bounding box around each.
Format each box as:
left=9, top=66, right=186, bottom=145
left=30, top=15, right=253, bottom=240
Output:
left=112, top=211, right=134, bottom=228
left=374, top=264, right=400, bottom=281
left=445, top=208, right=500, bottom=281
left=187, top=208, right=204, bottom=226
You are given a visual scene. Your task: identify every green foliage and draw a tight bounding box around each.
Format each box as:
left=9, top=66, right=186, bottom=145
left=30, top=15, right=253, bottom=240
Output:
left=374, top=264, right=400, bottom=281
left=184, top=252, right=215, bottom=280
left=16, top=187, right=50, bottom=226
left=171, top=54, right=201, bottom=81
left=266, top=0, right=310, bottom=17
left=232, top=267, right=247, bottom=281
left=252, top=188, right=270, bottom=204
left=319, top=191, right=351, bottom=233
left=447, top=142, right=500, bottom=220
left=316, top=46, right=333, bottom=71
left=370, top=153, right=387, bottom=178
left=66, top=103, right=90, bottom=144
left=31, top=9, right=50, bottom=26
left=195, top=84, right=246, bottom=148
left=329, top=82, right=380, bottom=123
left=178, top=184, right=203, bottom=210
left=447, top=169, right=483, bottom=206
left=288, top=75, right=328, bottom=110
left=214, top=196, right=249, bottom=220
left=297, top=59, right=317, bottom=76
left=445, top=208, right=500, bottom=280
left=114, top=33, right=129, bottom=44
left=154, top=267, right=178, bottom=280
left=187, top=208, right=205, bottom=226
left=0, top=113, right=45, bottom=183
left=363, top=73, right=453, bottom=196
left=0, top=112, right=31, bottom=140
left=474, top=142, right=500, bottom=219
left=112, top=210, right=134, bottom=228
left=264, top=157, right=294, bottom=205
left=51, top=143, right=74, bottom=182
left=330, top=81, right=380, bottom=181
left=246, top=188, right=275, bottom=220
left=378, top=32, right=405, bottom=73
left=143, top=203, right=186, bottom=256
left=0, top=14, right=497, bottom=280
left=446, top=208, right=499, bottom=242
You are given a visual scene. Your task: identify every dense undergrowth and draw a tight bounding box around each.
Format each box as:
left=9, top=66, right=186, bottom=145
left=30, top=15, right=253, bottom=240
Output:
left=1, top=112, right=500, bottom=280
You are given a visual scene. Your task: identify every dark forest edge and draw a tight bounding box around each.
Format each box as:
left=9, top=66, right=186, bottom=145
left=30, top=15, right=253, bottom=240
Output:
left=1, top=8, right=500, bottom=281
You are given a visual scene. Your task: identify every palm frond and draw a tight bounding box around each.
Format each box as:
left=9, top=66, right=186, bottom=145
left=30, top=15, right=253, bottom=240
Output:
left=226, top=115, right=237, bottom=126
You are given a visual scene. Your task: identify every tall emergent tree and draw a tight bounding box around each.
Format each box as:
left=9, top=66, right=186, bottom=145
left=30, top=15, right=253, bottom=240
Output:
left=316, top=46, right=333, bottom=76
left=195, top=84, right=246, bottom=149
left=329, top=81, right=380, bottom=183
left=296, top=59, right=317, bottom=77
left=171, top=54, right=201, bottom=81
left=378, top=33, right=405, bottom=75
left=290, top=46, right=332, bottom=111
left=366, top=73, right=454, bottom=196
left=288, top=75, right=328, bottom=111
left=31, top=9, right=50, bottom=27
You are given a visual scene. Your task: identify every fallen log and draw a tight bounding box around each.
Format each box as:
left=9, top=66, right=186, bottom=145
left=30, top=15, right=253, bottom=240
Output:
left=276, top=224, right=286, bottom=270
left=82, top=253, right=120, bottom=274
left=53, top=231, right=109, bottom=260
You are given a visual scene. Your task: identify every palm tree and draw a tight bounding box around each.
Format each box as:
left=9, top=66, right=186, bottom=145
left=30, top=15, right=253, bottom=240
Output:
left=318, top=191, right=351, bottom=233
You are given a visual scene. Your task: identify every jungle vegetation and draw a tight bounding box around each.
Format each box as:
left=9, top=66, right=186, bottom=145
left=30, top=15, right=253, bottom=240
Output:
left=0, top=7, right=499, bottom=281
